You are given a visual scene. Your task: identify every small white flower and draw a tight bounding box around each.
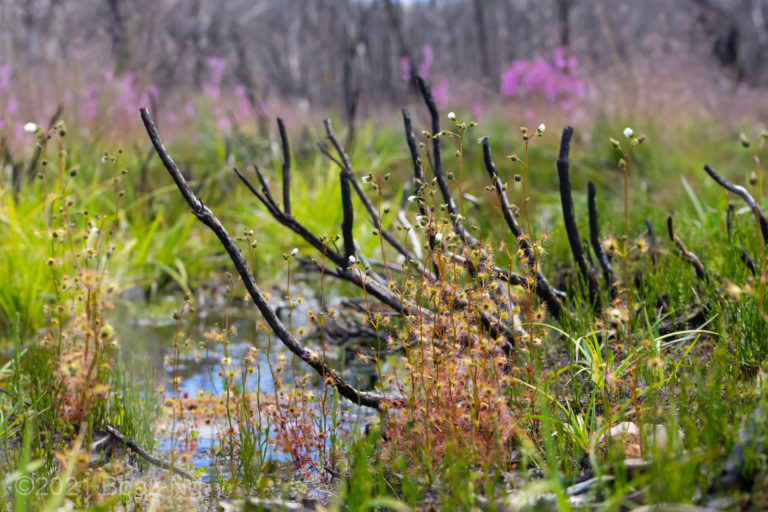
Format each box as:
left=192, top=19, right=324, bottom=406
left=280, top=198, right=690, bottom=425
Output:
left=362, top=175, right=371, bottom=183
left=447, top=112, right=456, bottom=120
left=290, top=248, right=299, bottom=256
left=23, top=122, right=38, bottom=133
left=416, top=215, right=427, bottom=223
left=434, top=232, right=443, bottom=243
left=537, top=123, right=546, bottom=133
left=407, top=195, right=417, bottom=203
left=348, top=255, right=356, bottom=264
left=100, top=156, right=108, bottom=164
left=90, top=227, right=99, bottom=234
left=623, top=127, right=634, bottom=138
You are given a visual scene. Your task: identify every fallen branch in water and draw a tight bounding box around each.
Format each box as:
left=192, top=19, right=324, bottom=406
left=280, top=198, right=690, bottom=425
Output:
left=140, top=107, right=399, bottom=411
left=104, top=425, right=196, bottom=481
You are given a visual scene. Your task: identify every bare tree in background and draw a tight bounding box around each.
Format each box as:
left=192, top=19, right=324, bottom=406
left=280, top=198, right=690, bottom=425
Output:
left=0, top=0, right=766, bottom=114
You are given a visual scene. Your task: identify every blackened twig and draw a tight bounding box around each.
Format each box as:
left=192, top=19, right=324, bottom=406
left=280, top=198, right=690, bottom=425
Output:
left=339, top=168, right=356, bottom=262
left=105, top=425, right=196, bottom=481
left=741, top=246, right=758, bottom=276
left=645, top=219, right=657, bottom=266
left=402, top=108, right=438, bottom=273
left=480, top=137, right=564, bottom=317
left=704, top=164, right=768, bottom=244
left=234, top=171, right=438, bottom=330
left=316, top=143, right=344, bottom=169
left=397, top=183, right=423, bottom=262
left=727, top=203, right=735, bottom=242
left=234, top=167, right=346, bottom=267
left=141, top=107, right=397, bottom=410
left=667, top=216, right=707, bottom=280
left=414, top=76, right=476, bottom=246
left=588, top=181, right=618, bottom=299
left=277, top=117, right=291, bottom=215
left=557, top=126, right=602, bottom=311
left=323, top=119, right=419, bottom=268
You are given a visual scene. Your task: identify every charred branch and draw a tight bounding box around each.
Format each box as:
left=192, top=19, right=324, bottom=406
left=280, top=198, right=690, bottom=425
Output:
left=667, top=215, right=707, bottom=280
left=588, top=181, right=618, bottom=299
left=741, top=246, right=758, bottom=276
left=141, top=107, right=398, bottom=410
left=323, top=119, right=420, bottom=268
left=704, top=164, right=768, bottom=244
left=480, top=137, right=565, bottom=318
left=414, top=75, right=476, bottom=246
left=556, top=126, right=602, bottom=311
left=278, top=117, right=291, bottom=215
left=645, top=219, right=658, bottom=266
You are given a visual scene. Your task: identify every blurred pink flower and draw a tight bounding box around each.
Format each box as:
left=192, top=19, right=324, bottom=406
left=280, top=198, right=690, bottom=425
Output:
left=500, top=49, right=588, bottom=110
left=185, top=102, right=195, bottom=118
left=208, top=57, right=227, bottom=84
left=0, top=65, right=11, bottom=90
left=400, top=56, right=411, bottom=82
left=217, top=117, right=230, bottom=133
left=471, top=101, right=483, bottom=122
left=7, top=98, right=18, bottom=116
left=553, top=47, right=567, bottom=69
left=432, top=78, right=450, bottom=109
left=202, top=82, right=220, bottom=99
left=419, top=44, right=433, bottom=81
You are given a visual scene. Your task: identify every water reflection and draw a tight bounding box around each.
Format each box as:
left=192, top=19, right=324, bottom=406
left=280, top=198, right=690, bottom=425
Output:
left=110, top=294, right=378, bottom=476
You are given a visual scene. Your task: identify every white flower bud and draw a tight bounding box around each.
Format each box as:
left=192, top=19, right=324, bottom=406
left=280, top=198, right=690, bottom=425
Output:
left=407, top=195, right=417, bottom=203
left=537, top=123, right=546, bottom=133
left=434, top=232, right=443, bottom=243
left=290, top=248, right=299, bottom=256
left=447, top=112, right=456, bottom=120
left=623, top=127, right=634, bottom=138
left=348, top=255, right=356, bottom=264
left=23, top=122, right=39, bottom=133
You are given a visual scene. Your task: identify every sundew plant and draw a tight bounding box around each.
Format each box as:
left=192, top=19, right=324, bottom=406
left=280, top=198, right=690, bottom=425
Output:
left=1, top=11, right=768, bottom=509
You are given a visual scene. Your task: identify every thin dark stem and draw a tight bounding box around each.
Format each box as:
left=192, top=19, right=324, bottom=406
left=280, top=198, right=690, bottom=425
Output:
left=480, top=137, right=565, bottom=318
left=414, top=76, right=475, bottom=246
left=556, top=126, right=601, bottom=311
left=588, top=181, right=618, bottom=299
left=741, top=246, right=758, bottom=276
left=105, top=425, right=196, bottom=481
left=323, top=119, right=419, bottom=267
left=645, top=219, right=657, bottom=266
left=667, top=215, right=707, bottom=280
left=705, top=164, right=768, bottom=244
left=233, top=167, right=347, bottom=266
left=727, top=203, right=735, bottom=243
left=277, top=117, right=291, bottom=215
left=339, top=168, right=356, bottom=262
